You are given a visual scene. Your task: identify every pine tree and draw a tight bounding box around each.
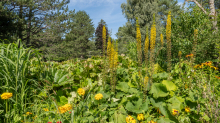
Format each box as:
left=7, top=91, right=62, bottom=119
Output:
left=95, top=19, right=109, bottom=55
left=65, top=10, right=95, bottom=59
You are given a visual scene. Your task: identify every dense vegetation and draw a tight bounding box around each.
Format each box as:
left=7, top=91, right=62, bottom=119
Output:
left=1, top=0, right=220, bottom=123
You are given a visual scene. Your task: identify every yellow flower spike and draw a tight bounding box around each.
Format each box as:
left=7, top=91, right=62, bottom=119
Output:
left=137, top=113, right=144, bottom=121
left=77, top=88, right=85, bottom=96
left=1, top=92, right=13, bottom=99
left=172, top=109, right=179, bottom=116
left=185, top=106, right=190, bottom=113
left=95, top=93, right=103, bottom=100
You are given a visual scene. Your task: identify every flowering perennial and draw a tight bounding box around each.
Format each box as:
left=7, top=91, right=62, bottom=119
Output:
left=1, top=92, right=12, bottom=99
left=77, top=88, right=85, bottom=96
left=172, top=109, right=179, bottom=116
left=185, top=106, right=190, bottom=113
left=58, top=104, right=72, bottom=114
left=95, top=93, right=103, bottom=100
left=137, top=113, right=144, bottom=121
left=126, top=115, right=136, bottom=123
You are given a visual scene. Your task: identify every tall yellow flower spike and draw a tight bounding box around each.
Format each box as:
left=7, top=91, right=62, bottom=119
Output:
left=102, top=25, right=106, bottom=56
left=166, top=11, right=172, bottom=73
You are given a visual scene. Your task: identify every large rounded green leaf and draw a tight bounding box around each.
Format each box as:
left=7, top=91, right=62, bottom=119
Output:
left=162, top=80, right=177, bottom=91
left=149, top=83, right=169, bottom=98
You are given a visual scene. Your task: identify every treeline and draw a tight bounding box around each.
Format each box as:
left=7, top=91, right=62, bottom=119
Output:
left=1, top=0, right=220, bottom=66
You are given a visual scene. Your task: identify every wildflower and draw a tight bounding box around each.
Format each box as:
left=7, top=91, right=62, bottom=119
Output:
left=43, top=108, right=49, bottom=111
left=194, top=64, right=200, bottom=68
left=137, top=113, right=144, bottom=121
left=126, top=115, right=136, bottom=123
left=26, top=112, right=32, bottom=115
left=77, top=88, right=85, bottom=96
left=48, top=122, right=52, bottom=123
left=186, top=54, right=193, bottom=57
left=57, top=121, right=62, bottom=123
left=95, top=93, right=103, bottom=100
left=1, top=92, right=13, bottom=99
left=185, top=107, right=190, bottom=113
left=172, top=109, right=179, bottom=116
left=148, top=120, right=156, bottom=123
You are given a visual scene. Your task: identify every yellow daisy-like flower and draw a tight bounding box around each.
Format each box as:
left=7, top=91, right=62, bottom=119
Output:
left=185, top=107, right=190, bottom=113
left=43, top=108, right=49, bottom=111
left=63, top=104, right=72, bottom=111
left=1, top=92, right=13, bottom=99
left=172, top=109, right=179, bottom=116
left=137, top=113, right=144, bottom=121
left=26, top=112, right=32, bottom=115
left=126, top=115, right=136, bottom=123
left=185, top=84, right=188, bottom=89
left=148, top=120, right=156, bottom=123
left=77, top=88, right=85, bottom=96
left=95, top=93, right=103, bottom=100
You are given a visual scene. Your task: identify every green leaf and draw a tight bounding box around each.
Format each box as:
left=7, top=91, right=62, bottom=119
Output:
left=162, top=80, right=177, bottom=91
left=157, top=117, right=175, bottom=123
left=149, top=83, right=169, bottom=98
left=116, top=82, right=129, bottom=93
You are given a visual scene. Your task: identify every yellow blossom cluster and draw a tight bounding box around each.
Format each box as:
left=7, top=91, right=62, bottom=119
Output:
left=194, top=61, right=218, bottom=70
left=77, top=88, right=85, bottom=96
left=58, top=104, right=72, bottom=114
left=137, top=113, right=144, bottom=121
left=126, top=115, right=136, bottom=123
left=1, top=92, right=13, bottom=99
left=95, top=93, right=103, bottom=100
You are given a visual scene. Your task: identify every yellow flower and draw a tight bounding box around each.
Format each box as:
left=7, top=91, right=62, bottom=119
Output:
left=186, top=54, right=193, bottom=57
left=57, top=104, right=72, bottom=114
left=137, top=113, right=144, bottom=121
left=63, top=104, right=72, bottom=111
left=126, top=115, right=136, bottom=123
left=185, top=107, right=190, bottom=113
left=26, top=112, right=32, bottom=115
left=95, top=93, right=103, bottom=100
left=148, top=120, right=156, bottom=123
left=172, top=109, right=179, bottom=116
left=43, top=108, right=49, bottom=111
left=1, top=92, right=13, bottom=99
left=77, top=88, right=85, bottom=96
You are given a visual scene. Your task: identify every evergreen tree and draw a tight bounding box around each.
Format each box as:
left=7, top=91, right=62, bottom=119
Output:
left=95, top=19, right=109, bottom=54
left=65, top=10, right=95, bottom=59
left=0, top=0, right=70, bottom=48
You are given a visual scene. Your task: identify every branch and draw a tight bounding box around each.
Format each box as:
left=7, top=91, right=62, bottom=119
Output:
left=184, top=0, right=207, bottom=14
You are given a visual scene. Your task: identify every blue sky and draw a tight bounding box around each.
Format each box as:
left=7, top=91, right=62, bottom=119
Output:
left=67, top=0, right=188, bottom=40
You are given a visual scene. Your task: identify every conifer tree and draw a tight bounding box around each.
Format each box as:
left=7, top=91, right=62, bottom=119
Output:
left=95, top=19, right=109, bottom=55
left=65, top=10, right=95, bottom=59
